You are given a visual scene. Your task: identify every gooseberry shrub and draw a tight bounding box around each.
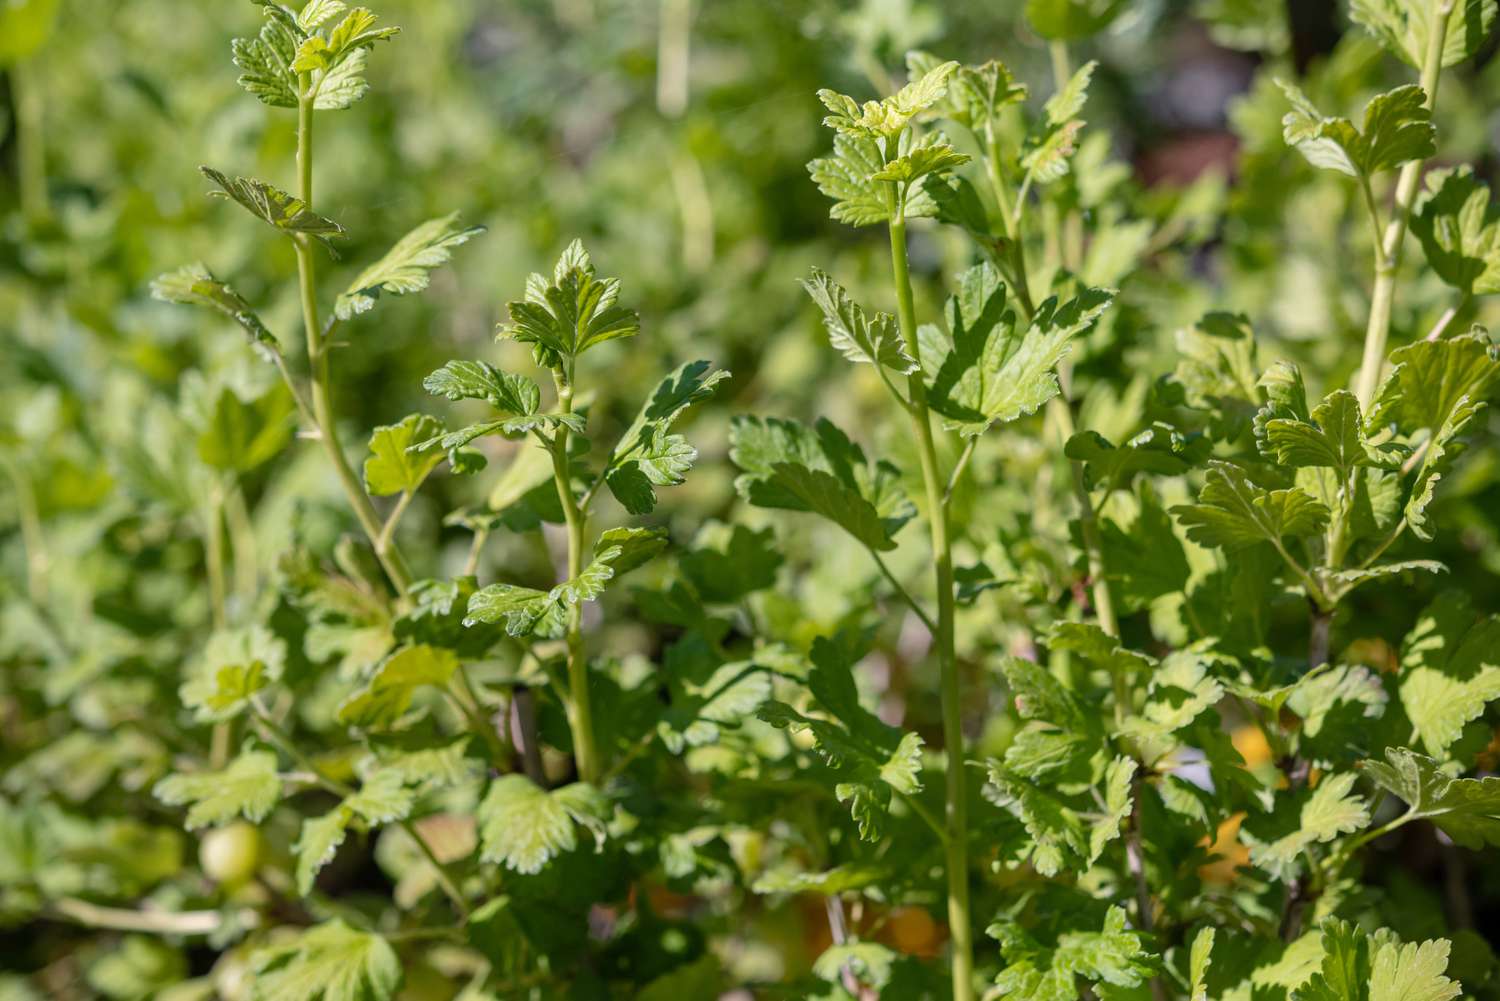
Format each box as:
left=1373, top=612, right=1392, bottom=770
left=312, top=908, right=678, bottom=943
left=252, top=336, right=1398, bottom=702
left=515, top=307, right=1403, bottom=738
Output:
left=3, top=1, right=1500, bottom=1000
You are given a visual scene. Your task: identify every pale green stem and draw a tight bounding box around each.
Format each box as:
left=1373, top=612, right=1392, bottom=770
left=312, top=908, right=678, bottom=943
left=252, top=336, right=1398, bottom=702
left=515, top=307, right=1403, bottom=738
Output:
left=885, top=181, right=974, bottom=1001
left=550, top=380, right=598, bottom=784
left=52, top=897, right=257, bottom=936
left=1354, top=0, right=1452, bottom=408
left=205, top=484, right=228, bottom=632
left=293, top=77, right=413, bottom=596
left=224, top=482, right=259, bottom=611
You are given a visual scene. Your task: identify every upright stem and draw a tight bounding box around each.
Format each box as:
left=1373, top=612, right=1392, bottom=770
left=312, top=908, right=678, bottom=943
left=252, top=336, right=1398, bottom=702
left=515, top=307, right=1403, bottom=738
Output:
left=885, top=186, right=973, bottom=1001
left=1354, top=0, right=1451, bottom=408
left=551, top=380, right=598, bottom=784
left=293, top=79, right=412, bottom=595
left=980, top=128, right=1118, bottom=640
left=13, top=60, right=49, bottom=223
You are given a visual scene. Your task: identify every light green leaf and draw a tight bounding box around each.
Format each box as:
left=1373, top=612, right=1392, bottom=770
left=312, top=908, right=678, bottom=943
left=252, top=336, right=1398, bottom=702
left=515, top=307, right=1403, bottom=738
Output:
left=1026, top=0, right=1127, bottom=39
left=1021, top=61, right=1097, bottom=184
left=869, top=134, right=971, bottom=186
left=336, top=645, right=458, bottom=730
left=1265, top=389, right=1404, bottom=475
left=757, top=633, right=924, bottom=841
left=232, top=17, right=300, bottom=109
left=730, top=415, right=915, bottom=551
left=926, top=263, right=1113, bottom=437
left=1411, top=167, right=1500, bottom=296
left=335, top=213, right=483, bottom=320
left=1190, top=928, right=1215, bottom=1001
left=986, top=766, right=1087, bottom=876
left=801, top=268, right=916, bottom=374
left=180, top=626, right=287, bottom=722
left=817, top=60, right=958, bottom=138
left=1173, top=460, right=1330, bottom=552
left=907, top=52, right=1027, bottom=129
left=808, top=131, right=939, bottom=226
left=198, top=385, right=295, bottom=473
left=294, top=772, right=413, bottom=895
left=201, top=167, right=346, bottom=254
left=1349, top=0, right=1497, bottom=70
left=812, top=941, right=897, bottom=989
left=989, top=906, right=1152, bottom=999
left=154, top=749, right=281, bottom=829
left=363, top=415, right=443, bottom=496
left=151, top=263, right=280, bottom=356
left=1397, top=591, right=1500, bottom=757
left=1293, top=919, right=1461, bottom=1001
left=1278, top=82, right=1435, bottom=178
left=1088, top=756, right=1136, bottom=863
left=476, top=775, right=609, bottom=874
left=420, top=360, right=540, bottom=415
left=1248, top=772, right=1369, bottom=879
left=500, top=240, right=639, bottom=363
left=1361, top=748, right=1500, bottom=851
left=1064, top=423, right=1207, bottom=492
left=251, top=920, right=402, bottom=1001
left=605, top=360, right=729, bottom=514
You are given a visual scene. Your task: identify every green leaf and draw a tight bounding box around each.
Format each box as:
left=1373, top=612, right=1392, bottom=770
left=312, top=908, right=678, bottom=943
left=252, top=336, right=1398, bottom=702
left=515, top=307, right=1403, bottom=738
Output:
left=730, top=416, right=915, bottom=550
left=801, top=268, right=916, bottom=374
left=1278, top=82, right=1435, bottom=178
left=154, top=748, right=281, bottom=829
left=926, top=263, right=1113, bottom=437
left=869, top=132, right=971, bottom=186
left=499, top=240, right=639, bottom=363
left=1064, top=423, right=1207, bottom=492
left=605, top=359, right=729, bottom=514
left=680, top=524, right=783, bottom=604
left=817, top=60, right=958, bottom=138
left=907, top=52, right=1027, bottom=130
left=198, top=385, right=295, bottom=473
left=1411, top=167, right=1500, bottom=296
left=757, top=633, right=924, bottom=841
left=1026, top=0, right=1127, bottom=39
left=1088, top=756, right=1136, bottom=863
left=812, top=941, right=897, bottom=989
left=989, top=906, right=1152, bottom=999
left=1361, top=747, right=1500, bottom=850
left=808, top=131, right=939, bottom=226
left=151, top=263, right=280, bottom=357
left=201, top=166, right=346, bottom=254
left=1293, top=919, right=1461, bottom=1001
left=1397, top=591, right=1500, bottom=757
left=251, top=920, right=402, bottom=1001
left=1173, top=460, right=1330, bottom=552
left=1190, top=928, right=1215, bottom=1001
left=1264, top=389, right=1404, bottom=476
left=1349, top=0, right=1497, bottom=70
left=986, top=766, right=1087, bottom=875
left=1247, top=772, right=1369, bottom=880
left=336, top=644, right=459, bottom=730
left=335, top=213, right=483, bottom=319
left=232, top=17, right=300, bottom=109
left=464, top=528, right=663, bottom=636
left=1369, top=331, right=1500, bottom=538
left=1021, top=61, right=1097, bottom=184
left=462, top=583, right=558, bottom=637
left=476, top=775, right=609, bottom=874
left=294, top=772, right=413, bottom=895
left=363, top=415, right=443, bottom=496
left=421, top=360, right=541, bottom=414
left=180, top=625, right=287, bottom=722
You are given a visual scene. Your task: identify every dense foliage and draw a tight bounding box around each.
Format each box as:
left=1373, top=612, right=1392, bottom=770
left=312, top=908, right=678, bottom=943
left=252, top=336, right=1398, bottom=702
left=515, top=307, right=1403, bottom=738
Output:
left=3, top=1, right=1500, bottom=999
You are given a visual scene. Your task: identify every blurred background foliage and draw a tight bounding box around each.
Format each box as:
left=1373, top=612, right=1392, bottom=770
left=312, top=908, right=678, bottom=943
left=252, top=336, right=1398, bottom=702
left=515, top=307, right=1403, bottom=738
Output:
left=2, top=0, right=1499, bottom=997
